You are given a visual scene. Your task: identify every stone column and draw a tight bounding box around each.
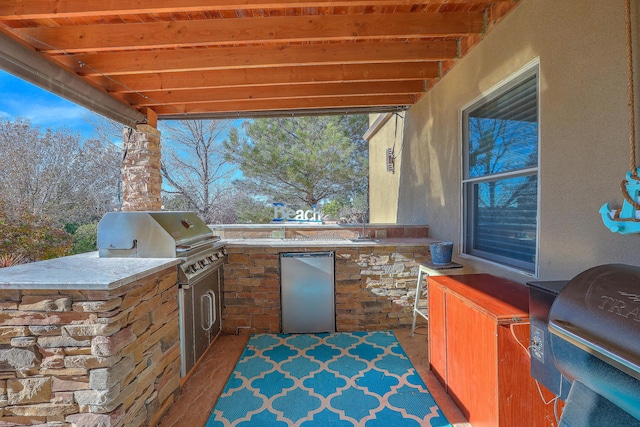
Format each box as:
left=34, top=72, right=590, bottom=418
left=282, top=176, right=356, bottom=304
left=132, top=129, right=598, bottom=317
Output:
left=121, top=124, right=162, bottom=211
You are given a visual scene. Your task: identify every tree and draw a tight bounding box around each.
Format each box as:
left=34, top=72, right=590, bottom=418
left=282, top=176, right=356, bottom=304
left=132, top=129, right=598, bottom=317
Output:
left=224, top=180, right=274, bottom=224
left=225, top=115, right=368, bottom=208
left=467, top=115, right=537, bottom=209
left=322, top=192, right=369, bottom=223
left=0, top=118, right=121, bottom=226
left=160, top=120, right=237, bottom=224
left=88, top=117, right=244, bottom=224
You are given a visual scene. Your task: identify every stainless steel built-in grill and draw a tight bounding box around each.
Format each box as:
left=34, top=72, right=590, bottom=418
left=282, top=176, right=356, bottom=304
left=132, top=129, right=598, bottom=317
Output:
left=530, top=264, right=640, bottom=426
left=98, top=211, right=219, bottom=259
left=98, top=211, right=225, bottom=377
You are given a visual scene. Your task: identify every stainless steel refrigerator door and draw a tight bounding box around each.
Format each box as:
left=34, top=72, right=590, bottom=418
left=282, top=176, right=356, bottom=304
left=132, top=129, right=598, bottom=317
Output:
left=280, top=251, right=335, bottom=334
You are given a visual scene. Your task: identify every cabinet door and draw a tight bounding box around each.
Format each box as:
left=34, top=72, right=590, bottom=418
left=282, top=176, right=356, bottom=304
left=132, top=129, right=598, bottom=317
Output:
left=497, top=324, right=559, bottom=427
left=193, top=269, right=220, bottom=361
left=428, top=280, right=447, bottom=386
left=446, top=294, right=499, bottom=427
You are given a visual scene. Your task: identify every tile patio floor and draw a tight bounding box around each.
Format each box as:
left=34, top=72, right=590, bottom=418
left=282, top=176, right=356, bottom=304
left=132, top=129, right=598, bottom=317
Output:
left=158, top=327, right=469, bottom=427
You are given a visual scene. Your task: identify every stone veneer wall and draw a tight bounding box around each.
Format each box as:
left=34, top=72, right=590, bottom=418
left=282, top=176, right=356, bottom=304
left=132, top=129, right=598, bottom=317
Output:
left=0, top=267, right=180, bottom=427
left=222, top=244, right=429, bottom=334
left=121, top=124, right=162, bottom=212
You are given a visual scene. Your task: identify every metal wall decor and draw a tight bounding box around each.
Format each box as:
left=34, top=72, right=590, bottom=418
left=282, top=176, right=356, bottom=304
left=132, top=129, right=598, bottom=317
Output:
left=600, top=0, right=640, bottom=234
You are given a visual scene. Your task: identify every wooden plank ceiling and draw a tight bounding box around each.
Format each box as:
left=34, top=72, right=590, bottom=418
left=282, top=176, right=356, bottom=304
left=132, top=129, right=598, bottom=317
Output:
left=0, top=1, right=520, bottom=121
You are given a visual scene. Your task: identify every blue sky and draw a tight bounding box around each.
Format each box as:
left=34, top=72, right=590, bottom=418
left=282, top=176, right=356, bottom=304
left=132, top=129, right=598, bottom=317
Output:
left=0, top=69, right=246, bottom=139
left=0, top=70, right=100, bottom=138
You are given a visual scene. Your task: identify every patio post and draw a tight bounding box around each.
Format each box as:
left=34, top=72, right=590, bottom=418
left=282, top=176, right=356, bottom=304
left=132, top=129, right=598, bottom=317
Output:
left=121, top=124, right=162, bottom=211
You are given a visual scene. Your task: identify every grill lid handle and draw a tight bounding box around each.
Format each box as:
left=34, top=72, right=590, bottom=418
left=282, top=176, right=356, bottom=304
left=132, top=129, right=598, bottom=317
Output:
left=176, top=235, right=220, bottom=253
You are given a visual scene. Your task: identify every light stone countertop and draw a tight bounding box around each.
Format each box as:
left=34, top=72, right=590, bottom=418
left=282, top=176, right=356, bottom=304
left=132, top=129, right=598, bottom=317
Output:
left=0, top=237, right=437, bottom=291
left=0, top=252, right=181, bottom=290
left=223, top=237, right=437, bottom=248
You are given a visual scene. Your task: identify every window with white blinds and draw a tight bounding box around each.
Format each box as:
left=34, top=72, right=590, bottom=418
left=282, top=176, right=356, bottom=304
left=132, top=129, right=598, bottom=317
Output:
left=462, top=66, right=539, bottom=274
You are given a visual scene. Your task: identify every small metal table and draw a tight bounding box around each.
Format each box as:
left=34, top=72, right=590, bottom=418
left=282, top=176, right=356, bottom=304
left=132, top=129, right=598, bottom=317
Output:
left=410, top=261, right=463, bottom=336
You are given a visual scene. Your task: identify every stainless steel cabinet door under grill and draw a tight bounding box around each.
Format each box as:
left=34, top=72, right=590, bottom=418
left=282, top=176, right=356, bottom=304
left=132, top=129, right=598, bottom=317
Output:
left=179, top=266, right=221, bottom=377
left=280, top=252, right=335, bottom=334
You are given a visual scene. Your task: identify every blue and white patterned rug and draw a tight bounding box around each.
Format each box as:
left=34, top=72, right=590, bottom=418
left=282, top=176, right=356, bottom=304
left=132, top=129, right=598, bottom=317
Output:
left=206, top=331, right=451, bottom=427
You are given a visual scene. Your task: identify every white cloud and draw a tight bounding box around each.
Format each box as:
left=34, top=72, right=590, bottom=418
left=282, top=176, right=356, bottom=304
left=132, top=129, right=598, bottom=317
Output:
left=0, top=71, right=96, bottom=136
left=24, top=104, right=89, bottom=126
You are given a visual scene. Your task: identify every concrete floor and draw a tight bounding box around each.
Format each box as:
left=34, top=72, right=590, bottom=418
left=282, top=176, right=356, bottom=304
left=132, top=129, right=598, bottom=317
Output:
left=158, top=327, right=469, bottom=427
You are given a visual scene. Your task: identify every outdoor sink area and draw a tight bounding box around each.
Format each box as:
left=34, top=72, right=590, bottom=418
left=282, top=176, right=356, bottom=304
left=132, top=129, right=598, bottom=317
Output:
left=348, top=236, right=380, bottom=242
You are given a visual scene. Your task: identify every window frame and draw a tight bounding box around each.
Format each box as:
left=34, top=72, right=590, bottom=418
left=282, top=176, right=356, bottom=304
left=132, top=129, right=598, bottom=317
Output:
left=461, top=63, right=540, bottom=276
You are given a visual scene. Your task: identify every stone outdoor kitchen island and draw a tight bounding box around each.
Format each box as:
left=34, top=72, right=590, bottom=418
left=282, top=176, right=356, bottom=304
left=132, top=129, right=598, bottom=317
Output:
left=218, top=224, right=434, bottom=334
left=0, top=253, right=180, bottom=426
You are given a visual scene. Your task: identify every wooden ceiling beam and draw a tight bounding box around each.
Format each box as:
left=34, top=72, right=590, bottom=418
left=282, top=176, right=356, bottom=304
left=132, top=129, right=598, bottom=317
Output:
left=21, top=12, right=483, bottom=53
left=0, top=1, right=507, bottom=20
left=96, top=63, right=439, bottom=93
left=123, top=81, right=426, bottom=107
left=150, top=94, right=417, bottom=116
left=0, top=1, right=523, bottom=118
left=62, top=41, right=458, bottom=76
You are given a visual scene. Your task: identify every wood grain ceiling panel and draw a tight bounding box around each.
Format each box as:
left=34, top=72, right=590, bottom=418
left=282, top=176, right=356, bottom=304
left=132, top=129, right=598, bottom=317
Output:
left=21, top=13, right=483, bottom=52
left=96, top=63, right=439, bottom=93
left=123, top=80, right=426, bottom=107
left=60, top=41, right=458, bottom=76
left=0, top=1, right=511, bottom=20
left=0, top=0, right=520, bottom=120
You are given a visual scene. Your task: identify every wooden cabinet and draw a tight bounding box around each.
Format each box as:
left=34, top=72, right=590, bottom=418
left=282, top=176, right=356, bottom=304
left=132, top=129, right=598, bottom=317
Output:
left=428, top=274, right=557, bottom=427
left=428, top=277, right=447, bottom=385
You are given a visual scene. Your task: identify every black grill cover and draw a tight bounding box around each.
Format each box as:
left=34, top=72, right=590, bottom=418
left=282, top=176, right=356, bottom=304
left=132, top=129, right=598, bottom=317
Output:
left=549, top=264, right=640, bottom=423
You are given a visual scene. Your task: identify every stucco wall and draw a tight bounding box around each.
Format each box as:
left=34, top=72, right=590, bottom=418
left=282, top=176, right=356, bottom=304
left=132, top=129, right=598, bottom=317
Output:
left=369, top=0, right=640, bottom=281
left=368, top=113, right=404, bottom=223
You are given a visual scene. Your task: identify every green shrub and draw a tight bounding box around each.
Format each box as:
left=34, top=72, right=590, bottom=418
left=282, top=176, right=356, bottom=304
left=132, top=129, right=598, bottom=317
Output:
left=71, top=223, right=98, bottom=254
left=64, top=223, right=79, bottom=235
